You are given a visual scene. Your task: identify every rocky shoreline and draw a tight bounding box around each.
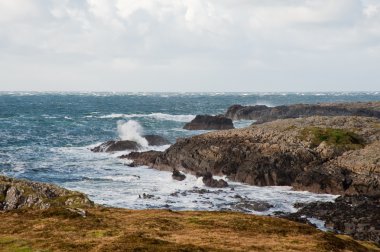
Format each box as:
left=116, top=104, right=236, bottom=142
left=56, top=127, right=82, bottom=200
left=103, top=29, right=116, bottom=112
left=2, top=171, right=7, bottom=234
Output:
left=124, top=116, right=380, bottom=195
left=121, top=103, right=380, bottom=244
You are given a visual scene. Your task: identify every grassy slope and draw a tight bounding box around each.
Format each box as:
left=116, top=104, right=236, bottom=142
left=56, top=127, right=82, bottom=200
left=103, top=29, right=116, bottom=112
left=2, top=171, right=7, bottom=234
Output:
left=0, top=207, right=379, bottom=252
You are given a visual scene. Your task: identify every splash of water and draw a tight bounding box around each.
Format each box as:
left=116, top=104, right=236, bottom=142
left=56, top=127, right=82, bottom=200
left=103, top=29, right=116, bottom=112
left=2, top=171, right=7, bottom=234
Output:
left=117, top=120, right=148, bottom=147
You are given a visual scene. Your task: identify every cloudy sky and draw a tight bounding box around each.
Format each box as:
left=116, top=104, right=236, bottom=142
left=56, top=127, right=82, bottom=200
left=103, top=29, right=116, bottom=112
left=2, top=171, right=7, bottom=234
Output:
left=0, top=0, right=379, bottom=92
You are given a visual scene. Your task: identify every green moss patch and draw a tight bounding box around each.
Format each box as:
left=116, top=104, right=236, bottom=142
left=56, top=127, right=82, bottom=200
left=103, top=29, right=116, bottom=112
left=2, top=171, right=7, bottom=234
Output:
left=301, top=127, right=365, bottom=148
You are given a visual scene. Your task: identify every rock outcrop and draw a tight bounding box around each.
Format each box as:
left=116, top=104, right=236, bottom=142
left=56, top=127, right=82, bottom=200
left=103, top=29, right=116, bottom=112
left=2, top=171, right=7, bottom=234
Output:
left=0, top=176, right=93, bottom=211
left=172, top=169, right=186, bottom=181
left=284, top=195, right=380, bottom=244
left=225, top=102, right=380, bottom=123
left=143, top=135, right=171, bottom=146
left=124, top=116, right=380, bottom=195
left=91, top=140, right=140, bottom=152
left=200, top=172, right=229, bottom=188
left=183, top=115, right=234, bottom=130
left=91, top=135, right=170, bottom=152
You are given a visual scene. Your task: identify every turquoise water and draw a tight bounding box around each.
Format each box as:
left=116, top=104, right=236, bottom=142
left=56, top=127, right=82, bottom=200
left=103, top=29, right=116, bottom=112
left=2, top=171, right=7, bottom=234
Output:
left=0, top=92, right=378, bottom=213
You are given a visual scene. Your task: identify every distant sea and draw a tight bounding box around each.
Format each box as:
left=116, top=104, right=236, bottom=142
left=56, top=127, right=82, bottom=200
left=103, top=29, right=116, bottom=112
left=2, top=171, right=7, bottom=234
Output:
left=1, top=92, right=379, bottom=215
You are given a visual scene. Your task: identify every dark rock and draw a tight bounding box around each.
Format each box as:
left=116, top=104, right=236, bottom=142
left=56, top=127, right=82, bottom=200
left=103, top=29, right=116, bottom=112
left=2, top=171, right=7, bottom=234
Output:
left=91, top=140, right=140, bottom=152
left=183, top=115, right=234, bottom=130
left=139, top=193, right=155, bottom=199
left=91, top=135, right=170, bottom=153
left=0, top=176, right=93, bottom=211
left=121, top=151, right=163, bottom=168
left=172, top=169, right=186, bottom=181
left=232, top=201, right=273, bottom=212
left=285, top=195, right=380, bottom=245
left=202, top=172, right=228, bottom=188
left=143, top=135, right=171, bottom=146
left=225, top=102, right=380, bottom=123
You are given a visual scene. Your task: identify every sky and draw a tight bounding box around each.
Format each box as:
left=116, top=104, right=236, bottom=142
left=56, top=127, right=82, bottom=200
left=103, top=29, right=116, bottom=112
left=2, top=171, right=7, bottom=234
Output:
left=0, top=0, right=379, bottom=92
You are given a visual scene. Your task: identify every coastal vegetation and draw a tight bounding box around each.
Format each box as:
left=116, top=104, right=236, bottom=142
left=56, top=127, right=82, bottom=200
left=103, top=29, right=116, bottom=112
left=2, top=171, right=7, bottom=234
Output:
left=1, top=206, right=379, bottom=252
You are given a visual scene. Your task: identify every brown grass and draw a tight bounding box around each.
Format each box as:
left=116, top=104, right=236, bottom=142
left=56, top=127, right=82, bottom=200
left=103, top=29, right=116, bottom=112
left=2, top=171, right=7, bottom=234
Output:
left=0, top=207, right=379, bottom=252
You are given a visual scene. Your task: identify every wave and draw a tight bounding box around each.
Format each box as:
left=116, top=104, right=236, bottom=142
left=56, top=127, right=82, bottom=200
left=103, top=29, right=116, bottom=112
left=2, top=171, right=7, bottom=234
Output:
left=92, top=113, right=195, bottom=122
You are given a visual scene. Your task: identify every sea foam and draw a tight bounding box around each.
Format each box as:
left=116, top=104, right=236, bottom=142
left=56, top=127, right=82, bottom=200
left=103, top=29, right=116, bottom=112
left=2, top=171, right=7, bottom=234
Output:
left=117, top=120, right=148, bottom=147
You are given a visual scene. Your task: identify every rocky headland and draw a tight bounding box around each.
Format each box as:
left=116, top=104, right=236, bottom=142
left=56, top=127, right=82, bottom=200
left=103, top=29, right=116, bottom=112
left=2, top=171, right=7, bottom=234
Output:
left=124, top=116, right=380, bottom=195
left=225, top=102, right=380, bottom=123
left=124, top=114, right=380, bottom=244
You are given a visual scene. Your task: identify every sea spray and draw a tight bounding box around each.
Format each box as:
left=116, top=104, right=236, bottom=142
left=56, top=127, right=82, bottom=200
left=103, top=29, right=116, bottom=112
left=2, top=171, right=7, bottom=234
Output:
left=117, top=120, right=148, bottom=147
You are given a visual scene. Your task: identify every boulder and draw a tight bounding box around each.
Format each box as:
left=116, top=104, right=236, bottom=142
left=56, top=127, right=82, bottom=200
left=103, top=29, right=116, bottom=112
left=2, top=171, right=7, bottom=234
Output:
left=0, top=176, right=93, bottom=211
left=91, top=140, right=140, bottom=152
left=172, top=169, right=186, bottom=181
left=143, top=135, right=171, bottom=146
left=91, top=135, right=170, bottom=153
left=183, top=115, right=234, bottom=130
left=201, top=172, right=228, bottom=188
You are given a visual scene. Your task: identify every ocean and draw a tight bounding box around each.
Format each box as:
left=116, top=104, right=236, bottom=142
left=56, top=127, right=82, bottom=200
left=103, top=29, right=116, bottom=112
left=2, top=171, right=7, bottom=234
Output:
left=1, top=92, right=379, bottom=215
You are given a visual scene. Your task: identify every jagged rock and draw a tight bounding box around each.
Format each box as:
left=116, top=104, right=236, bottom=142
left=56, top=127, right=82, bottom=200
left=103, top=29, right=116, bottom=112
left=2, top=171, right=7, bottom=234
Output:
left=172, top=169, right=186, bottom=181
left=183, top=115, right=234, bottom=130
left=91, top=140, right=140, bottom=152
left=0, top=176, right=93, bottom=211
left=284, top=195, right=380, bottom=245
left=123, top=116, right=380, bottom=195
left=201, top=172, right=228, bottom=188
left=225, top=102, right=380, bottom=123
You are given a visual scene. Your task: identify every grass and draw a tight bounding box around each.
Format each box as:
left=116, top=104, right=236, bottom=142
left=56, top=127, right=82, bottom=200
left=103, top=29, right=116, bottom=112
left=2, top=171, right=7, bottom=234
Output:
left=300, top=127, right=365, bottom=148
left=0, top=207, right=379, bottom=252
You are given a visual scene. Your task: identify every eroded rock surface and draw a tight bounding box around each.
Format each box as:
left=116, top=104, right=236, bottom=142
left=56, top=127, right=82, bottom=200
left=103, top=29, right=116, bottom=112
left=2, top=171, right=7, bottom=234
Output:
left=0, top=176, right=93, bottom=211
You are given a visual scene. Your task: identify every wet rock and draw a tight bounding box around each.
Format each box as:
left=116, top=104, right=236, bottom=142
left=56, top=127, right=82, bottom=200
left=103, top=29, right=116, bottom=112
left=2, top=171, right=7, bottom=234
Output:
left=122, top=151, right=162, bottom=168
left=91, top=140, right=140, bottom=152
left=92, top=135, right=170, bottom=153
left=183, top=115, right=234, bottom=130
left=285, top=195, right=380, bottom=244
left=143, top=135, right=171, bottom=146
left=0, top=176, right=93, bottom=211
left=202, top=172, right=228, bottom=188
left=225, top=102, right=380, bottom=123
left=139, top=193, right=155, bottom=199
left=188, top=188, right=212, bottom=194
left=172, top=169, right=186, bottom=181
left=232, top=201, right=273, bottom=212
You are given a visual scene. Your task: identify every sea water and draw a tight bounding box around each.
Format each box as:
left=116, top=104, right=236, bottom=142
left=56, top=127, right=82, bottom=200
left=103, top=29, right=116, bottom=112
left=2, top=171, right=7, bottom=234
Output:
left=1, top=92, right=379, bottom=214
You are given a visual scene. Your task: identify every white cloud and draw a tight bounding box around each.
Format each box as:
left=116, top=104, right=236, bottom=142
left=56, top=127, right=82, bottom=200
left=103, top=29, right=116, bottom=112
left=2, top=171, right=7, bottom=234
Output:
left=0, top=0, right=379, bottom=91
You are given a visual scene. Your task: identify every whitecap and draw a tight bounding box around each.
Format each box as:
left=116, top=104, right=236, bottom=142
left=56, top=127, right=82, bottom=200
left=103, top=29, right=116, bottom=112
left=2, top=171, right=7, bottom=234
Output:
left=98, top=113, right=195, bottom=122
